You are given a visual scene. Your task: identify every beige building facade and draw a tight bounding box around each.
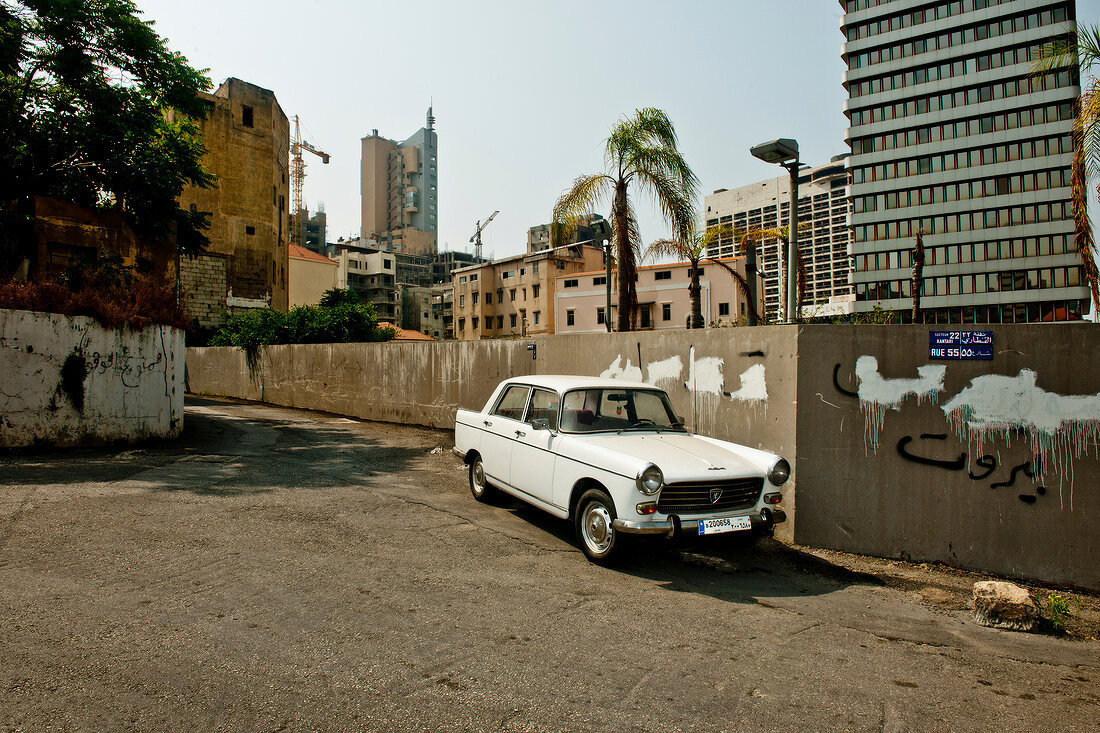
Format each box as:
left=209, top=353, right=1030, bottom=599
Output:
left=554, top=258, right=757, bottom=334
left=451, top=243, right=606, bottom=340
left=288, top=244, right=338, bottom=307
left=175, top=78, right=291, bottom=319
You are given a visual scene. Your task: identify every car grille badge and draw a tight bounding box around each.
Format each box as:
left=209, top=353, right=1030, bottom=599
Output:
left=709, top=488, right=723, bottom=504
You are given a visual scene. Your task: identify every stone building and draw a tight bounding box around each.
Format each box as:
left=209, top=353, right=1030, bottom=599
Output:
left=175, top=78, right=291, bottom=328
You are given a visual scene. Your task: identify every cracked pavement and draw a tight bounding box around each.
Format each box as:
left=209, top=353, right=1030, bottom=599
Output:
left=1, top=396, right=1097, bottom=732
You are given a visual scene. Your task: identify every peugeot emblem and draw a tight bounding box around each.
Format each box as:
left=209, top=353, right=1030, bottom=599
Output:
left=709, top=488, right=723, bottom=504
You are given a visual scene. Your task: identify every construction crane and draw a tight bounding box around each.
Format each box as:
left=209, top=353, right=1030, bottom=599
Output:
left=469, top=210, right=498, bottom=261
left=290, top=114, right=331, bottom=246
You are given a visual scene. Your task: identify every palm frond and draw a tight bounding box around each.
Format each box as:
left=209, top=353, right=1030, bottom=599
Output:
left=706, top=256, right=758, bottom=323
left=551, top=173, right=611, bottom=247
left=644, top=238, right=685, bottom=263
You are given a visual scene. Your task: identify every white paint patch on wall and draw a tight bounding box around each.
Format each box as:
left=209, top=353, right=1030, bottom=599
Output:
left=941, top=369, right=1100, bottom=508
left=855, top=355, right=946, bottom=453
left=728, top=363, right=768, bottom=403
left=0, top=309, right=184, bottom=446
left=645, top=355, right=683, bottom=386
left=599, top=355, right=643, bottom=382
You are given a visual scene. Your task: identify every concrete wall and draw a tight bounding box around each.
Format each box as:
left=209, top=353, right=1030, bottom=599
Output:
left=795, top=324, right=1099, bottom=590
left=1, top=309, right=184, bottom=446
left=186, top=324, right=1099, bottom=589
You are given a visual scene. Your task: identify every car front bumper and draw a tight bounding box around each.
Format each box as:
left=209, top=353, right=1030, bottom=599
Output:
left=612, top=507, right=786, bottom=537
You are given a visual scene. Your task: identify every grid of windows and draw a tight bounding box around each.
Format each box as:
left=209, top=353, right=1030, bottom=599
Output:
left=844, top=0, right=1084, bottom=322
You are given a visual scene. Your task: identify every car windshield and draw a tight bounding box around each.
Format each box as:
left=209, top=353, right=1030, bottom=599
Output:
left=559, top=388, right=685, bottom=433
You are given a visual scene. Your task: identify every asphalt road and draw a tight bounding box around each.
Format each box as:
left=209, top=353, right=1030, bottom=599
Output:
left=1, top=397, right=1097, bottom=732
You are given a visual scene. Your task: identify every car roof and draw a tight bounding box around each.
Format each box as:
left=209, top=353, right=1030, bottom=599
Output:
left=500, top=374, right=657, bottom=393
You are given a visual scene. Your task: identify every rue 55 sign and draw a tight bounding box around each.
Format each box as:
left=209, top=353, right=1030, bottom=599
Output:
left=929, top=330, right=993, bottom=360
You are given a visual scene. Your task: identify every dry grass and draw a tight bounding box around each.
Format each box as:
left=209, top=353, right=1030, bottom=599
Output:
left=0, top=278, right=189, bottom=331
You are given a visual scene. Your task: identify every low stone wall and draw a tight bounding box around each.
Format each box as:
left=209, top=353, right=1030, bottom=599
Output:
left=186, top=324, right=1100, bottom=590
left=1, top=309, right=184, bottom=446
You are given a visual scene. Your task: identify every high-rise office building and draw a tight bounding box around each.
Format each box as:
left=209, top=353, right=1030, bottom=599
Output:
left=361, top=107, right=438, bottom=256
left=705, top=159, right=853, bottom=320
left=842, top=0, right=1088, bottom=323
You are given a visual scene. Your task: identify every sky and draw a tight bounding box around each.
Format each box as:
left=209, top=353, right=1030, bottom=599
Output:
left=139, top=0, right=1100, bottom=261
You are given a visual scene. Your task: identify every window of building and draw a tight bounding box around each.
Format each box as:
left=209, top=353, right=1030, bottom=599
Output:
left=459, top=294, right=465, bottom=307
left=654, top=270, right=672, bottom=280
left=510, top=289, right=516, bottom=301
left=470, top=274, right=478, bottom=281
left=662, top=303, right=671, bottom=321
left=497, top=315, right=503, bottom=329
left=485, top=292, right=492, bottom=304
left=596, top=307, right=605, bottom=325
left=460, top=276, right=467, bottom=284
left=472, top=292, right=479, bottom=305
left=503, top=270, right=514, bottom=279
left=532, top=284, right=540, bottom=298
left=384, top=260, right=391, bottom=269
left=241, top=105, right=253, bottom=128
left=510, top=314, right=517, bottom=328
left=640, top=305, right=651, bottom=328
left=245, top=225, right=255, bottom=235
left=719, top=302, right=730, bottom=316
left=564, top=279, right=578, bottom=288
left=566, top=309, right=575, bottom=326
left=593, top=276, right=606, bottom=285
left=533, top=311, right=541, bottom=325
left=522, top=288, right=527, bottom=300
left=472, top=317, right=479, bottom=330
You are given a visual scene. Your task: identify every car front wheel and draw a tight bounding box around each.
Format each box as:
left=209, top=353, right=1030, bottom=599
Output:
left=575, top=488, right=622, bottom=564
left=468, top=455, right=497, bottom=502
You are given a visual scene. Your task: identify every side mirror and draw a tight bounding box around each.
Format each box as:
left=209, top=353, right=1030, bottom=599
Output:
left=531, top=418, right=551, bottom=432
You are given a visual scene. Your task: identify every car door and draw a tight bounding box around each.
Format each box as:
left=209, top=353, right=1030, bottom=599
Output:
left=508, top=387, right=560, bottom=507
left=479, top=384, right=530, bottom=490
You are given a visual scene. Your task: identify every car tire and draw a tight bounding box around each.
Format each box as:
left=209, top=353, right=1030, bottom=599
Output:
left=468, top=455, right=497, bottom=503
left=575, top=488, right=623, bottom=564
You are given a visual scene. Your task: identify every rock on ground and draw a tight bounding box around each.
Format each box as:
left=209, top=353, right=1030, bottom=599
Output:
left=973, top=580, right=1040, bottom=631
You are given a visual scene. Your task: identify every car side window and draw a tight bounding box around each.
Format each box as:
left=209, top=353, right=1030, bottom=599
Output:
left=492, top=386, right=529, bottom=421
left=526, top=388, right=559, bottom=430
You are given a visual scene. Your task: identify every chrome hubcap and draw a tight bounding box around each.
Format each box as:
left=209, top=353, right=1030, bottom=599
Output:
left=583, top=503, right=613, bottom=553
left=473, top=461, right=485, bottom=494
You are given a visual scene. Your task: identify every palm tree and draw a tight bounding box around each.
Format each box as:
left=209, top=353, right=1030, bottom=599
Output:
left=734, top=225, right=809, bottom=322
left=645, top=223, right=730, bottom=328
left=1033, top=26, right=1100, bottom=315
left=911, top=227, right=926, bottom=322
left=552, top=108, right=698, bottom=331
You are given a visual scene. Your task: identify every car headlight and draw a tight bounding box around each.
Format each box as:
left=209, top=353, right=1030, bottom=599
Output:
left=768, top=458, right=790, bottom=486
left=636, top=464, right=664, bottom=495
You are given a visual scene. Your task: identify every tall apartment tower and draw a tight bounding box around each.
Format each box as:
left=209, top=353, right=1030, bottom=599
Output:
left=360, top=107, right=438, bottom=257
left=705, top=159, right=853, bottom=320
left=842, top=0, right=1088, bottom=323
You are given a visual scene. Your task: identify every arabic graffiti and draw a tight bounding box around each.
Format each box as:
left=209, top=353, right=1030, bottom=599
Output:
left=895, top=432, right=1046, bottom=504
left=86, top=349, right=165, bottom=388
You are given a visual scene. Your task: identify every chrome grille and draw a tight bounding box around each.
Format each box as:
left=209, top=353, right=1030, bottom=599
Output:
left=657, top=477, right=763, bottom=514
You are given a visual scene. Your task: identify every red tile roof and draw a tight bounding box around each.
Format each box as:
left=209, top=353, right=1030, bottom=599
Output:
left=289, top=244, right=337, bottom=264
left=379, top=323, right=435, bottom=341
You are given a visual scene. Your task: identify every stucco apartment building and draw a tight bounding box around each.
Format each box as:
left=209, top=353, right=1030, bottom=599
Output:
left=288, top=243, right=338, bottom=307
left=553, top=258, right=758, bottom=333
left=451, top=243, right=606, bottom=340
left=174, top=78, right=291, bottom=328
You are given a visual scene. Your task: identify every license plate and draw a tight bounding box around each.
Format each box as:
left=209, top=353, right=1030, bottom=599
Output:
left=698, top=515, right=751, bottom=535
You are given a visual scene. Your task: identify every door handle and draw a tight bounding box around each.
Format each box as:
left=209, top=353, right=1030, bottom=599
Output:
left=483, top=420, right=492, bottom=427
left=514, top=430, right=526, bottom=438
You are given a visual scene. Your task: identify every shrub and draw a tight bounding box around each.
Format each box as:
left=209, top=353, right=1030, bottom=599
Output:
left=209, top=300, right=397, bottom=354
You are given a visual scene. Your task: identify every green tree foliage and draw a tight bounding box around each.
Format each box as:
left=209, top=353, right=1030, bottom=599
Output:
left=646, top=223, right=732, bottom=329
left=210, top=297, right=398, bottom=355
left=0, top=0, right=215, bottom=254
left=552, top=108, right=697, bottom=332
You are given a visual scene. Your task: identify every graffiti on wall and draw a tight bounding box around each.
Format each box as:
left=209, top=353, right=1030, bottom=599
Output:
left=834, top=358, right=1100, bottom=507
left=600, top=348, right=768, bottom=410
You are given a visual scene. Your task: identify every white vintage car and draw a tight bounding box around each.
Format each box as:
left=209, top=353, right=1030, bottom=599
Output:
left=453, top=375, right=790, bottom=563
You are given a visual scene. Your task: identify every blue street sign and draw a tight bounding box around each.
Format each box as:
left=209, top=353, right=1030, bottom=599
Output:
left=929, top=331, right=994, bottom=359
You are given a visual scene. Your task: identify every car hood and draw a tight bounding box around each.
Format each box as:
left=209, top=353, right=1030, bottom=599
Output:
left=564, top=432, right=766, bottom=482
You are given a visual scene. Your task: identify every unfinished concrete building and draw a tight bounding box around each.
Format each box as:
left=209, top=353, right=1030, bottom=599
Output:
left=175, top=78, right=291, bottom=328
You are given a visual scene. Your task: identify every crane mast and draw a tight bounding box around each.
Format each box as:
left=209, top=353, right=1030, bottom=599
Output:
left=290, top=115, right=331, bottom=246
left=469, top=210, right=498, bottom=262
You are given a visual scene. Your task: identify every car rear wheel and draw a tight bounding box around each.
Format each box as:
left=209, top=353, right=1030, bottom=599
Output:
left=575, top=488, right=622, bottom=564
left=468, top=455, right=497, bottom=503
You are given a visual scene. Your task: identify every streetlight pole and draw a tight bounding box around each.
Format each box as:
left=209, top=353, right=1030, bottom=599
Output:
left=750, top=138, right=800, bottom=324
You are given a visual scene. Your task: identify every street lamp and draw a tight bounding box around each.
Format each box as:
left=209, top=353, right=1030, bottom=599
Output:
left=588, top=218, right=614, bottom=332
left=750, top=138, right=800, bottom=324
